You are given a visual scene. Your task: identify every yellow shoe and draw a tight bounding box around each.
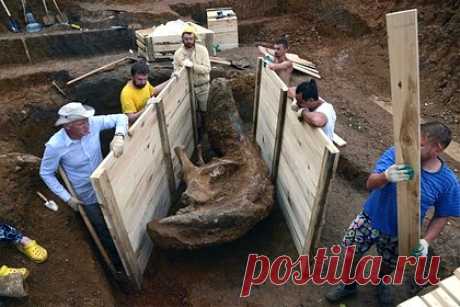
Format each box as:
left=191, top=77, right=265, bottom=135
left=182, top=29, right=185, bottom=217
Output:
left=17, top=240, right=48, bottom=263
left=0, top=265, right=29, bottom=279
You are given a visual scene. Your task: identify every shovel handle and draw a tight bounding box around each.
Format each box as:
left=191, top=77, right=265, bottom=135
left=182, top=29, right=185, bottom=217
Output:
left=36, top=191, right=48, bottom=202
left=52, top=0, right=64, bottom=18
left=0, top=0, right=12, bottom=17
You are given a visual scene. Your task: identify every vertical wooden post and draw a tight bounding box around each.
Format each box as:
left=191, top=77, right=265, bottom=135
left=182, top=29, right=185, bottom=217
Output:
left=386, top=9, right=421, bottom=256
left=303, top=149, right=338, bottom=256
left=186, top=67, right=199, bottom=148
left=252, top=57, right=263, bottom=140
left=154, top=99, right=176, bottom=197
left=271, top=88, right=288, bottom=182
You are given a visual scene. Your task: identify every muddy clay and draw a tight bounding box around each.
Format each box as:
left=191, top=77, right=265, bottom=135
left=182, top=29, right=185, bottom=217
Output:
left=0, top=0, right=459, bottom=306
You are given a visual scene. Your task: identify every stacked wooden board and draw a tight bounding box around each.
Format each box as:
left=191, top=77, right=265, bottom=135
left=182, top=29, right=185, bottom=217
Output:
left=206, top=8, right=238, bottom=50
left=398, top=267, right=460, bottom=306
left=90, top=68, right=197, bottom=289
left=253, top=58, right=339, bottom=255
left=257, top=46, right=321, bottom=79
left=136, top=21, right=214, bottom=61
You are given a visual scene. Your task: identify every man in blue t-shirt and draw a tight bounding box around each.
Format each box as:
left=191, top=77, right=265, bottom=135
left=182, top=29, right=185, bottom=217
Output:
left=326, top=122, right=460, bottom=306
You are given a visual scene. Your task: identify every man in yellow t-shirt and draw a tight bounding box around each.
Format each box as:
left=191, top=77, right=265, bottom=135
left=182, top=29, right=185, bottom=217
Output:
left=120, top=61, right=167, bottom=124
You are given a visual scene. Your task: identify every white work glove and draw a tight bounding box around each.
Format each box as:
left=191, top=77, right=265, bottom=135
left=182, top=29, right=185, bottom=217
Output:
left=183, top=59, right=193, bottom=68
left=110, top=134, right=125, bottom=158
left=384, top=164, right=414, bottom=182
left=291, top=100, right=299, bottom=112
left=67, top=196, right=83, bottom=211
left=411, top=239, right=429, bottom=257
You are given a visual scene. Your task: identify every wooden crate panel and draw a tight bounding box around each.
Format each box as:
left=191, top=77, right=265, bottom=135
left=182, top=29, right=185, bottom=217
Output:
left=90, top=68, right=195, bottom=289
left=254, top=58, right=339, bottom=256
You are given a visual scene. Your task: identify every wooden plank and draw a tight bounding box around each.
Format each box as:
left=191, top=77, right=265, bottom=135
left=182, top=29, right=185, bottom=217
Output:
left=305, top=149, right=338, bottom=256
left=214, top=32, right=238, bottom=45
left=91, top=170, right=143, bottom=289
left=277, top=155, right=314, bottom=227
left=278, top=148, right=317, bottom=211
left=387, top=9, right=421, bottom=256
left=256, top=115, right=276, bottom=173
left=208, top=22, right=238, bottom=35
left=253, top=58, right=263, bottom=139
left=439, top=275, right=460, bottom=304
left=276, top=184, right=305, bottom=253
left=90, top=66, right=196, bottom=288
left=154, top=98, right=176, bottom=198
left=186, top=67, right=198, bottom=148
left=259, top=46, right=316, bottom=69
left=454, top=267, right=460, bottom=279
left=255, top=64, right=282, bottom=174
left=293, top=63, right=322, bottom=79
left=215, top=43, right=239, bottom=51
left=423, top=287, right=458, bottom=307
left=271, top=88, right=288, bottom=182
left=333, top=133, right=347, bottom=147
left=255, top=63, right=339, bottom=257
left=397, top=296, right=430, bottom=307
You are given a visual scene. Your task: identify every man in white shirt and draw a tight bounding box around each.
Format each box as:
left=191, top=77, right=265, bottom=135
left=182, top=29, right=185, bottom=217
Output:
left=40, top=102, right=128, bottom=270
left=292, top=80, right=336, bottom=140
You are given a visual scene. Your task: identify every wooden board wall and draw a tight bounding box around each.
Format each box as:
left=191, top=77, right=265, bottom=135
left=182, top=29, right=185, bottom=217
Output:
left=386, top=9, right=421, bottom=256
left=398, top=267, right=460, bottom=307
left=90, top=68, right=195, bottom=289
left=254, top=62, right=283, bottom=174
left=253, top=58, right=339, bottom=255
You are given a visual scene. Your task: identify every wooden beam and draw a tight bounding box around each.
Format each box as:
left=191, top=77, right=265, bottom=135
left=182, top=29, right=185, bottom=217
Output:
left=292, top=63, right=322, bottom=79
left=66, top=56, right=133, bottom=86
left=154, top=98, right=176, bottom=198
left=271, top=88, right=288, bottom=182
left=186, top=67, right=199, bottom=148
left=305, top=148, right=339, bottom=256
left=386, top=9, right=421, bottom=256
left=332, top=133, right=347, bottom=147
left=252, top=57, right=263, bottom=140
left=397, top=296, right=429, bottom=307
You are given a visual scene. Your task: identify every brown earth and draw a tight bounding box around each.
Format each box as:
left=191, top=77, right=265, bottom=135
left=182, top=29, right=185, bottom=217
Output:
left=0, top=0, right=459, bottom=306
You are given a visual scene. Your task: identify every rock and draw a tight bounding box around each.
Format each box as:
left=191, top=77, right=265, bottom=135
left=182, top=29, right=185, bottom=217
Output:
left=147, top=78, right=274, bottom=249
left=0, top=274, right=28, bottom=298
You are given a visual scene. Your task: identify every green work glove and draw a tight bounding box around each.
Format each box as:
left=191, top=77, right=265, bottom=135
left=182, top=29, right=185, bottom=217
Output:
left=384, top=164, right=414, bottom=182
left=411, top=239, right=429, bottom=258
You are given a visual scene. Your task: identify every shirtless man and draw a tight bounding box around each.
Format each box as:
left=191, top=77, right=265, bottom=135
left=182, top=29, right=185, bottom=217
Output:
left=258, top=37, right=293, bottom=85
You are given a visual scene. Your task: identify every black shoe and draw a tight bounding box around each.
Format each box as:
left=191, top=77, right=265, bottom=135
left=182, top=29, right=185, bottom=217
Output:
left=325, top=283, right=357, bottom=302
left=376, top=283, right=393, bottom=307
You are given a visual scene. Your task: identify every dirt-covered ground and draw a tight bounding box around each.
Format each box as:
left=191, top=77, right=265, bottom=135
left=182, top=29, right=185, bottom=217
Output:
left=0, top=0, right=458, bottom=306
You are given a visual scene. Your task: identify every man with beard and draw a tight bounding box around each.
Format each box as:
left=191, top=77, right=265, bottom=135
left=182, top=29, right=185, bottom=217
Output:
left=173, top=24, right=211, bottom=142
left=260, top=37, right=293, bottom=85
left=120, top=61, right=168, bottom=124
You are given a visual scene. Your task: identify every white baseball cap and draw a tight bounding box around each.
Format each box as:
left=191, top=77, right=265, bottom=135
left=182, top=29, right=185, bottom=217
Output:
left=55, top=102, right=95, bottom=126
